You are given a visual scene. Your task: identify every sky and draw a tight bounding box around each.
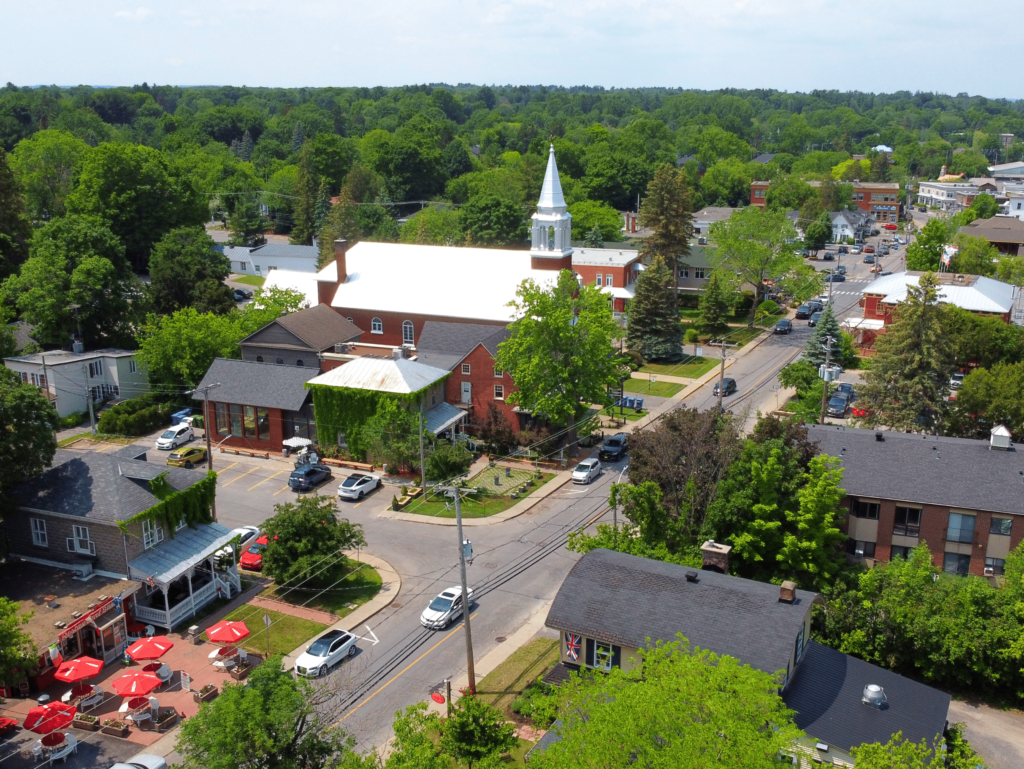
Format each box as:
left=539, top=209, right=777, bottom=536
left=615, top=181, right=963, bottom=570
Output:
left=1, top=0, right=1016, bottom=97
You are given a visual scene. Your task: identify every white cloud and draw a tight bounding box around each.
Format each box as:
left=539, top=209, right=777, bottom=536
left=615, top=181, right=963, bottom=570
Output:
left=164, top=57, right=182, bottom=66
left=114, top=7, right=153, bottom=21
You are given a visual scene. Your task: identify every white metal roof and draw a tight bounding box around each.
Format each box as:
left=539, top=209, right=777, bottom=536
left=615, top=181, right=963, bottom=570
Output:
left=601, top=284, right=636, bottom=300
left=572, top=248, right=640, bottom=267
left=262, top=269, right=317, bottom=308
left=306, top=356, right=449, bottom=394
left=842, top=317, right=885, bottom=330
left=327, top=242, right=558, bottom=322
left=861, top=272, right=1014, bottom=314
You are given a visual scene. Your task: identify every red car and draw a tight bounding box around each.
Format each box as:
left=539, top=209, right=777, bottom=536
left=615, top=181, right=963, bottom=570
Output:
left=884, top=223, right=898, bottom=230
left=239, top=535, right=268, bottom=571
left=864, top=246, right=875, bottom=253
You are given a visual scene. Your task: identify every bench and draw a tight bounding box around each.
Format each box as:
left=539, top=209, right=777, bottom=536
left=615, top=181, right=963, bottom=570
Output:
left=320, top=458, right=375, bottom=471
left=219, top=448, right=270, bottom=459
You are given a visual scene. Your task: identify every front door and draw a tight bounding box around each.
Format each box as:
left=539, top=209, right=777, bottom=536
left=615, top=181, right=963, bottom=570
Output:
left=461, top=382, right=471, bottom=404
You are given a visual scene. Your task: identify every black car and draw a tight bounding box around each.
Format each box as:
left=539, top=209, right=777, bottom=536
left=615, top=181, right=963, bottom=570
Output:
left=794, top=304, right=811, bottom=319
left=807, top=300, right=824, bottom=314
left=774, top=318, right=793, bottom=335
left=835, top=383, right=856, bottom=402
left=598, top=432, right=630, bottom=461
left=820, top=251, right=834, bottom=261
left=288, top=463, right=333, bottom=491
left=863, top=254, right=875, bottom=264
left=918, top=206, right=927, bottom=212
left=824, top=273, right=845, bottom=282
left=712, top=378, right=737, bottom=397
left=835, top=265, right=847, bottom=275
left=827, top=395, right=850, bottom=418
left=808, top=311, right=823, bottom=327
left=837, top=246, right=849, bottom=255
left=233, top=288, right=253, bottom=301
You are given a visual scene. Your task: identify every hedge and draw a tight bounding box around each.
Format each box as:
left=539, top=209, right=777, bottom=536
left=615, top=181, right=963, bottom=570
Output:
left=97, top=394, right=177, bottom=436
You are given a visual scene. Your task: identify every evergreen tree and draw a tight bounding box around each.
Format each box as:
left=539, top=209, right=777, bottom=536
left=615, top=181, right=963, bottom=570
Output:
left=227, top=197, right=266, bottom=247
left=626, top=255, right=683, bottom=362
left=695, top=271, right=732, bottom=339
left=238, top=129, right=254, bottom=162
left=855, top=272, right=955, bottom=433
left=313, top=178, right=331, bottom=236
left=638, top=164, right=693, bottom=296
left=291, top=120, right=305, bottom=152
left=583, top=226, right=604, bottom=248
left=290, top=144, right=318, bottom=245
left=316, top=186, right=361, bottom=267
left=0, top=153, right=33, bottom=281
left=803, top=304, right=842, bottom=366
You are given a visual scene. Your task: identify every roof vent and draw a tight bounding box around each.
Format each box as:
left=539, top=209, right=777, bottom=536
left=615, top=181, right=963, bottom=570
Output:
left=875, top=432, right=884, bottom=442
left=392, top=348, right=404, bottom=361
left=862, top=684, right=887, bottom=709
left=991, top=425, right=1012, bottom=451
left=779, top=581, right=797, bottom=603
left=685, top=570, right=699, bottom=583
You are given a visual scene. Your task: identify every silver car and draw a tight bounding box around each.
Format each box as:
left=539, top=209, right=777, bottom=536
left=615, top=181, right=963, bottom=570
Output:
left=571, top=458, right=602, bottom=484
left=420, top=586, right=473, bottom=629
left=156, top=423, right=193, bottom=450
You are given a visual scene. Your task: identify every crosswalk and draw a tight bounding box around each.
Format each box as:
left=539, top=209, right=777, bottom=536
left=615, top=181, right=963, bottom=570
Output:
left=826, top=278, right=868, bottom=297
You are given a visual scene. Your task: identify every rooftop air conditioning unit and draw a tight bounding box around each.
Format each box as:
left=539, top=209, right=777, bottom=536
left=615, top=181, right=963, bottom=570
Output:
left=73, top=562, right=93, bottom=580
left=334, top=343, right=350, bottom=354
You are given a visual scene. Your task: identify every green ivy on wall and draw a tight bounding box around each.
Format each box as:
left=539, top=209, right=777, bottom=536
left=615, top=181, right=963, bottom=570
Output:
left=117, top=470, right=217, bottom=539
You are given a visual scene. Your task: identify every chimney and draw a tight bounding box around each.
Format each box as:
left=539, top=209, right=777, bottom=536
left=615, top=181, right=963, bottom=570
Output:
left=334, top=240, right=348, bottom=283
left=779, top=581, right=797, bottom=603
left=700, top=540, right=731, bottom=574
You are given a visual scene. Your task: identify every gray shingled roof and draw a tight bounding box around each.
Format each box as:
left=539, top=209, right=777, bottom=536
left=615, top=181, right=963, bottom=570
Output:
left=753, top=153, right=778, bottom=164
left=784, top=642, right=950, bottom=754
left=808, top=425, right=1024, bottom=514
left=416, top=321, right=509, bottom=371
left=242, top=304, right=362, bottom=352
left=545, top=549, right=818, bottom=677
left=193, top=358, right=317, bottom=412
left=247, top=243, right=320, bottom=260
left=10, top=450, right=209, bottom=523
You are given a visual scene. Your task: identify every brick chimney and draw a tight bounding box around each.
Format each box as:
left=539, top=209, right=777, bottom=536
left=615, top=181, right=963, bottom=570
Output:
left=779, top=581, right=797, bottom=603
left=334, top=239, right=348, bottom=283
left=700, top=540, right=731, bottom=574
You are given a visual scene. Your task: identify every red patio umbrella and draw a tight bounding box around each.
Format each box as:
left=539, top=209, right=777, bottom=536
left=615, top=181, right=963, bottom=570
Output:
left=125, top=635, right=174, bottom=661
left=54, top=656, right=103, bottom=683
left=111, top=671, right=162, bottom=698
left=23, top=703, right=76, bottom=734
left=69, top=684, right=94, bottom=699
left=206, top=620, right=250, bottom=644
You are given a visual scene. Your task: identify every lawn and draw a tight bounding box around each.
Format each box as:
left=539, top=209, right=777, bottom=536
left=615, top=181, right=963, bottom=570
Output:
left=622, top=377, right=684, bottom=398
left=403, top=471, right=555, bottom=519
left=637, top=358, right=717, bottom=379
left=264, top=559, right=382, bottom=617
left=233, top=274, right=265, bottom=286
left=727, top=326, right=765, bottom=348
left=205, top=603, right=327, bottom=657
left=475, top=637, right=560, bottom=716
left=595, top=404, right=645, bottom=422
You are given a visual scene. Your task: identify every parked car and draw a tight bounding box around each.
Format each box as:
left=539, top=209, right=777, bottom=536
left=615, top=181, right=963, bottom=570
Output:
left=863, top=254, right=876, bottom=264
left=807, top=300, right=824, bottom=313
left=337, top=473, right=382, bottom=500
left=824, top=273, right=845, bottom=282
left=233, top=289, right=253, bottom=301
left=877, top=270, right=892, bottom=276
left=850, top=245, right=862, bottom=255
left=598, top=433, right=629, bottom=461
left=817, top=294, right=831, bottom=306
left=774, top=318, right=793, bottom=335
left=216, top=526, right=260, bottom=561
left=712, top=377, right=737, bottom=397
left=288, top=464, right=333, bottom=492
left=827, top=395, right=851, bottom=418
left=884, top=223, right=898, bottom=230
left=835, top=265, right=847, bottom=275
left=420, top=586, right=473, bottom=629
left=835, top=383, right=857, bottom=402
left=864, top=246, right=875, bottom=254
left=819, top=251, right=834, bottom=261
left=879, top=246, right=890, bottom=256
left=837, top=245, right=849, bottom=255
left=795, top=304, right=812, bottom=319
left=166, top=445, right=207, bottom=468
left=294, top=629, right=357, bottom=677
left=239, top=535, right=268, bottom=570
left=950, top=371, right=966, bottom=390
left=156, top=423, right=194, bottom=450
left=111, top=755, right=168, bottom=769
left=808, top=311, right=824, bottom=326
left=918, top=206, right=927, bottom=212
left=572, top=458, right=603, bottom=484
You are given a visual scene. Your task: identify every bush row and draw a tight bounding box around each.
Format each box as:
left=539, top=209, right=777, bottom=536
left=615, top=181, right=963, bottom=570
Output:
left=97, top=394, right=178, bottom=436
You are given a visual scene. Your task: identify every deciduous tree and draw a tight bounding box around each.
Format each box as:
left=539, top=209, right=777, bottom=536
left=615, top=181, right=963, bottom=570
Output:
left=625, top=255, right=683, bottom=362
left=461, top=192, right=526, bottom=247
left=969, top=193, right=1000, bottom=219
left=0, top=152, right=31, bottom=281
left=438, top=695, right=517, bottom=769
left=399, top=207, right=463, bottom=246
left=148, top=227, right=234, bottom=315
left=9, top=129, right=88, bottom=220
left=567, top=200, right=623, bottom=243
left=949, top=233, right=998, bottom=276
left=905, top=218, right=948, bottom=271
left=0, top=598, right=39, bottom=689
left=695, top=270, right=733, bottom=338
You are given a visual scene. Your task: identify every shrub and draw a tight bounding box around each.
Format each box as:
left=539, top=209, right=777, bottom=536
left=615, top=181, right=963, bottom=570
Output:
left=425, top=440, right=473, bottom=481
left=755, top=300, right=780, bottom=320
left=624, top=350, right=644, bottom=371
left=59, top=412, right=87, bottom=429
left=97, top=394, right=177, bottom=436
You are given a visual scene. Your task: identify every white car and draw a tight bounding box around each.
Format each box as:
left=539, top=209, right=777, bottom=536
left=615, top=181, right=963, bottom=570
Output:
left=294, top=629, right=357, bottom=677
left=420, top=586, right=473, bottom=629
left=216, top=526, right=260, bottom=561
left=572, top=458, right=602, bottom=484
left=156, top=423, right=194, bottom=450
left=817, top=294, right=831, bottom=306
left=337, top=473, right=382, bottom=500
left=110, top=755, right=167, bottom=769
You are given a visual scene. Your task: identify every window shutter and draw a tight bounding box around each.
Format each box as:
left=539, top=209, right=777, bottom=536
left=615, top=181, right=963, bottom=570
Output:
left=612, top=645, right=622, bottom=669
left=585, top=638, right=595, bottom=668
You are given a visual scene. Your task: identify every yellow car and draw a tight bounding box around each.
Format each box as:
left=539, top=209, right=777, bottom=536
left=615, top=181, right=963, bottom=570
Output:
left=166, top=446, right=208, bottom=469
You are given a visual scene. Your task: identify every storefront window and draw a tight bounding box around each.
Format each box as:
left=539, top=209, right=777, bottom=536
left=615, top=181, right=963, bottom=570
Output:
left=257, top=408, right=270, bottom=441
left=229, top=404, right=243, bottom=437
left=244, top=406, right=256, bottom=439
left=215, top=403, right=229, bottom=434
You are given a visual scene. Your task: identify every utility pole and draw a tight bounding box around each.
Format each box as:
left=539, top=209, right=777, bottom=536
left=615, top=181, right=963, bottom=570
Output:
left=82, top=364, right=96, bottom=434
left=189, top=383, right=221, bottom=520
left=819, top=336, right=836, bottom=425
left=41, top=353, right=56, bottom=443
left=708, top=340, right=737, bottom=411
left=418, top=409, right=427, bottom=491
left=437, top=485, right=477, bottom=692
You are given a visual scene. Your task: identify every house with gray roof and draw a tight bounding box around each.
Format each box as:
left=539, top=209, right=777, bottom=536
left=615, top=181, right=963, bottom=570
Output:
left=237, top=243, right=321, bottom=276
left=194, top=358, right=320, bottom=452
left=534, top=547, right=950, bottom=767
left=808, top=424, right=1024, bottom=578
left=3, top=446, right=239, bottom=646
left=240, top=303, right=363, bottom=371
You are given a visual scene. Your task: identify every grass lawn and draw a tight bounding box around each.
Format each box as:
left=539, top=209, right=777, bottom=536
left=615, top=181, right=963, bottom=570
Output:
left=727, top=326, right=765, bottom=348
left=638, top=358, right=717, bottom=379
left=475, top=637, right=560, bottom=716
left=622, top=377, right=684, bottom=398
left=403, top=472, right=555, bottom=519
left=595, top=404, right=645, bottom=421
left=206, top=603, right=327, bottom=657
left=233, top=274, right=265, bottom=286
left=264, top=559, right=381, bottom=617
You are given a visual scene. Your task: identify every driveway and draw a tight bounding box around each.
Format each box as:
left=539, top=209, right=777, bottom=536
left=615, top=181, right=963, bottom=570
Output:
left=948, top=699, right=1024, bottom=769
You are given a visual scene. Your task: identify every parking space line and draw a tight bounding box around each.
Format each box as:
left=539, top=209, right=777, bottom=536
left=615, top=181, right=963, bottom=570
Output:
left=248, top=469, right=284, bottom=491
left=94, top=444, right=118, bottom=453
left=216, top=462, right=238, bottom=476
left=221, top=466, right=258, bottom=487
left=273, top=485, right=291, bottom=496
left=353, top=502, right=362, bottom=508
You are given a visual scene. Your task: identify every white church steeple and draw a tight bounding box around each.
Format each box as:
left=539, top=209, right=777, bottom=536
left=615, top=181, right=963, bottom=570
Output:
left=530, top=145, right=573, bottom=269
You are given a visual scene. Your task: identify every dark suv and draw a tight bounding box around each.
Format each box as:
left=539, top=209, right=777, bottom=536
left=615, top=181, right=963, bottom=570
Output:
left=599, top=432, right=629, bottom=461
left=288, top=464, right=333, bottom=491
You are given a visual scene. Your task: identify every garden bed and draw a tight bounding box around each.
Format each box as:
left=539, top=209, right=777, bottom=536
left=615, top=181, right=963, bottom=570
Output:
left=402, top=471, right=555, bottom=519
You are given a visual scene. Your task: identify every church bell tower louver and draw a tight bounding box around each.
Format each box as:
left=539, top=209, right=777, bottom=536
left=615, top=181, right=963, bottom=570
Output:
left=529, top=145, right=573, bottom=270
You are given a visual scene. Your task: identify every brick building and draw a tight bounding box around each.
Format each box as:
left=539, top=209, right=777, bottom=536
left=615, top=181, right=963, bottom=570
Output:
left=751, top=180, right=902, bottom=223
left=809, top=425, right=1024, bottom=578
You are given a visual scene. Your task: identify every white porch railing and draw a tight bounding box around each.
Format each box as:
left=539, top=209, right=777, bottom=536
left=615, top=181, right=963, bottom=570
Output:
left=132, top=603, right=167, bottom=625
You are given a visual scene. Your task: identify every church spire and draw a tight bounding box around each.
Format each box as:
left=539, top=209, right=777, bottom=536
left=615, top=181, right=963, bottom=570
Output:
left=537, top=144, right=567, bottom=212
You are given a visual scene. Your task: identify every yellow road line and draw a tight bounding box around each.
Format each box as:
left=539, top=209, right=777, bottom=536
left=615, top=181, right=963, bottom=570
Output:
left=221, top=465, right=258, bottom=487
left=273, top=485, right=291, bottom=496
left=353, top=502, right=362, bottom=509
left=247, top=469, right=284, bottom=491
left=215, top=461, right=238, bottom=476
left=338, top=612, right=479, bottom=725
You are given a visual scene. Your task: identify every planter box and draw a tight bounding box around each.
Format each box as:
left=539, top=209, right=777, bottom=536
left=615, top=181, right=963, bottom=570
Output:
left=72, top=718, right=99, bottom=732
left=101, top=722, right=129, bottom=738
left=156, top=714, right=179, bottom=733
left=229, top=664, right=251, bottom=681
left=392, top=496, right=413, bottom=511
left=193, top=686, right=218, bottom=704
left=406, top=487, right=423, bottom=499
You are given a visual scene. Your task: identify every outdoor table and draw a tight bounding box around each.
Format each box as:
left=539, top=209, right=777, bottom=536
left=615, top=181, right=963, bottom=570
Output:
left=143, top=663, right=172, bottom=682
left=210, top=646, right=239, bottom=669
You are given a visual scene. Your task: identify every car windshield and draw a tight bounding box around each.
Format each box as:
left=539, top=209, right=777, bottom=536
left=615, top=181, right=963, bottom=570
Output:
left=429, top=596, right=454, bottom=612
left=160, top=430, right=177, bottom=439
left=307, top=638, right=334, bottom=656
left=829, top=397, right=846, bottom=406
left=247, top=543, right=266, bottom=554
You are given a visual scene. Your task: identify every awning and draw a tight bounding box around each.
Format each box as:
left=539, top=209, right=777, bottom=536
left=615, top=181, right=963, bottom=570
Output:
left=842, top=317, right=885, bottom=331
left=128, top=523, right=236, bottom=587
left=424, top=402, right=466, bottom=435
left=600, top=285, right=635, bottom=300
